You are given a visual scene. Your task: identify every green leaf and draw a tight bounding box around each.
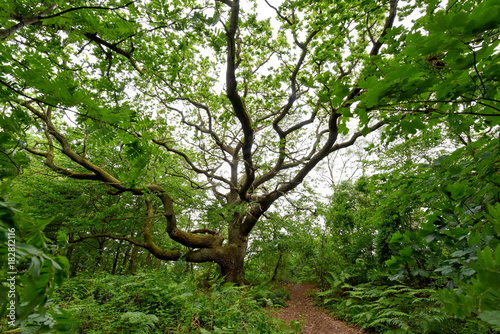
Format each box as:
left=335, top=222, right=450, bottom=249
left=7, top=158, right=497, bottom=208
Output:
left=469, top=0, right=500, bottom=34
left=478, top=311, right=500, bottom=329
left=485, top=204, right=500, bottom=236
left=477, top=246, right=496, bottom=270
left=444, top=183, right=467, bottom=201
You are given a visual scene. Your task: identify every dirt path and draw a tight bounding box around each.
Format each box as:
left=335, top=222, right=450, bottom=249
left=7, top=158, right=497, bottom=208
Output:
left=272, top=283, right=363, bottom=334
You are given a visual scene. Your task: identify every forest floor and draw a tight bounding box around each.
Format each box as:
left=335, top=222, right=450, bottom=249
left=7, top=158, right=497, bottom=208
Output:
left=271, top=283, right=364, bottom=334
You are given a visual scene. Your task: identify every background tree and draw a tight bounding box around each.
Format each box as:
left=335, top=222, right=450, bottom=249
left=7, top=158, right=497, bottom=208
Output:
left=0, top=180, right=74, bottom=331
left=1, top=0, right=498, bottom=284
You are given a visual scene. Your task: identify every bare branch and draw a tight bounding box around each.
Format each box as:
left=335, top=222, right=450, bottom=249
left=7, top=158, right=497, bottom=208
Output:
left=264, top=0, right=293, bottom=25
left=84, top=33, right=144, bottom=75
left=69, top=233, right=146, bottom=248
left=152, top=138, right=232, bottom=187
left=174, top=99, right=235, bottom=157
left=330, top=120, right=386, bottom=153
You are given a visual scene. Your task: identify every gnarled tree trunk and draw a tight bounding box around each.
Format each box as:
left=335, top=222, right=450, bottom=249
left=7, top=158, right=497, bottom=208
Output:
left=217, top=223, right=249, bottom=284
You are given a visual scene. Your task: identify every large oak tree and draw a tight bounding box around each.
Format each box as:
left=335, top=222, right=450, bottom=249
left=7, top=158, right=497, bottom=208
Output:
left=1, top=0, right=498, bottom=284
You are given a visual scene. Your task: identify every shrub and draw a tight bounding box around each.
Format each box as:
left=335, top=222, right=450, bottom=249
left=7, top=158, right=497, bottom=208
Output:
left=318, top=280, right=494, bottom=334
left=53, top=270, right=293, bottom=333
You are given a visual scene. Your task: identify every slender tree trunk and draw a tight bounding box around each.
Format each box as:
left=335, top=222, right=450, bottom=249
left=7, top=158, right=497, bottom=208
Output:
left=128, top=244, right=139, bottom=274
left=271, top=252, right=283, bottom=282
left=66, top=244, right=74, bottom=263
left=94, top=238, right=107, bottom=272
left=111, top=241, right=122, bottom=275
left=66, top=234, right=77, bottom=276
left=70, top=254, right=80, bottom=277
left=121, top=241, right=133, bottom=273
left=144, top=252, right=161, bottom=270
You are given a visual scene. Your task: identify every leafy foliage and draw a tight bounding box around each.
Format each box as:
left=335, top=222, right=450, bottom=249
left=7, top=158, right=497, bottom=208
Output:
left=0, top=182, right=74, bottom=332
left=318, top=278, right=492, bottom=334
left=118, top=312, right=159, bottom=334
left=4, top=0, right=497, bottom=286
left=0, top=0, right=499, bottom=331
left=51, top=270, right=292, bottom=334
left=314, top=120, right=498, bottom=332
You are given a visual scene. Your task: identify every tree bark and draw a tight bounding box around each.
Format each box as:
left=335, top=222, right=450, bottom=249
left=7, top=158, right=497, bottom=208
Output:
left=218, top=244, right=247, bottom=285
left=128, top=244, right=139, bottom=274
left=121, top=241, right=133, bottom=274
left=216, top=219, right=248, bottom=285
left=94, top=238, right=107, bottom=272
left=271, top=252, right=283, bottom=282
left=111, top=241, right=122, bottom=275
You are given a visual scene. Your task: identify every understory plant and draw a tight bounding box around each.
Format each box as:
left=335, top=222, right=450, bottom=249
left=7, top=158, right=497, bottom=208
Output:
left=50, top=270, right=291, bottom=334
left=317, top=271, right=495, bottom=334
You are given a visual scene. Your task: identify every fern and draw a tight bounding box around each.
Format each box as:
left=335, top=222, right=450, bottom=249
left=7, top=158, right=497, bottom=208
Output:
left=368, top=316, right=410, bottom=330
left=378, top=310, right=409, bottom=318
left=321, top=282, right=464, bottom=333
left=136, top=322, right=155, bottom=334
left=119, top=311, right=159, bottom=334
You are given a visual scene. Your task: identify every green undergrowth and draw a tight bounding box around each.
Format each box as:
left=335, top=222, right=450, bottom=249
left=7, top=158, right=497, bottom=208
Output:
left=18, top=270, right=293, bottom=334
left=316, top=272, right=496, bottom=334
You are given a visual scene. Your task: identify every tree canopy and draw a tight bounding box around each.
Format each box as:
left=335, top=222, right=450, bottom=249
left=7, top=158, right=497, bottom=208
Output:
left=1, top=0, right=499, bottom=286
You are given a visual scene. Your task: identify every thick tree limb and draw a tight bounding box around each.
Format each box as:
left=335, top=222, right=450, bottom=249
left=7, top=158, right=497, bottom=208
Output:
left=69, top=231, right=217, bottom=262
left=0, top=4, right=57, bottom=40
left=222, top=0, right=255, bottom=199
left=370, top=0, right=398, bottom=56
left=23, top=102, right=132, bottom=193
left=22, top=103, right=224, bottom=256
left=191, top=228, right=219, bottom=235
left=25, top=146, right=101, bottom=180
left=147, top=185, right=224, bottom=249
left=69, top=196, right=223, bottom=262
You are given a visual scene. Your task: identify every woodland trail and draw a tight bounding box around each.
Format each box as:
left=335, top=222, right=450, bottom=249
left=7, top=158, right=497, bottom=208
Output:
left=272, top=283, right=363, bottom=334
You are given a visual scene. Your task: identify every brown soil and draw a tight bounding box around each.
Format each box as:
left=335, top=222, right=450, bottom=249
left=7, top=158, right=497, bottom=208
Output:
left=272, top=283, right=363, bottom=334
